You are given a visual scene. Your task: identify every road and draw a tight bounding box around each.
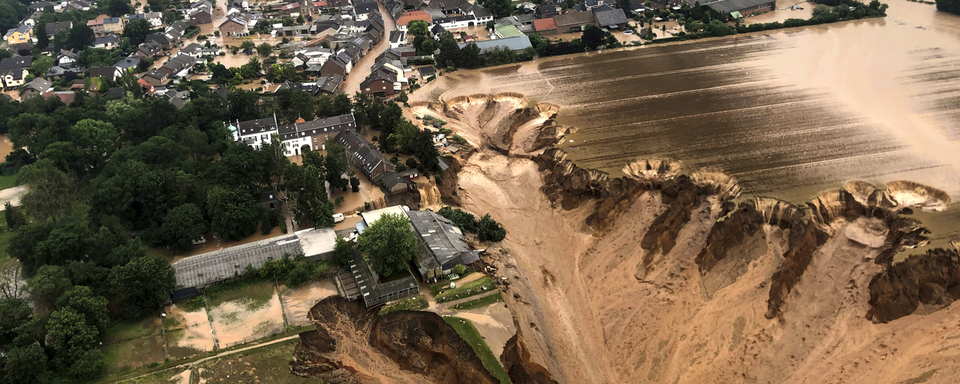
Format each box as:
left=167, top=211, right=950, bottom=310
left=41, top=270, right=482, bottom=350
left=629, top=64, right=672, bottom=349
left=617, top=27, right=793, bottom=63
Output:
left=341, top=1, right=398, bottom=95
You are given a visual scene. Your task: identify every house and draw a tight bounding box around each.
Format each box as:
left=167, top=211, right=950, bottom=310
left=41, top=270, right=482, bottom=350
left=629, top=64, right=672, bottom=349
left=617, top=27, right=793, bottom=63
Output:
left=126, top=12, right=163, bottom=28
left=188, top=1, right=214, bottom=24
left=583, top=0, right=606, bottom=9
left=89, top=66, right=121, bottom=81
left=406, top=210, right=480, bottom=279
left=430, top=23, right=447, bottom=36
left=593, top=4, right=629, bottom=29
left=458, top=35, right=532, bottom=52
left=688, top=0, right=776, bottom=18
left=535, top=4, right=558, bottom=19
left=93, top=34, right=120, bottom=49
left=103, top=17, right=125, bottom=34
left=4, top=25, right=32, bottom=45
left=229, top=115, right=280, bottom=149
left=296, top=227, right=337, bottom=260
left=45, top=21, right=73, bottom=39
left=396, top=10, right=432, bottom=31
left=114, top=57, right=142, bottom=73
left=145, top=33, right=175, bottom=49
left=45, top=65, right=84, bottom=80
left=41, top=91, right=76, bottom=105
left=141, top=69, right=169, bottom=87
left=276, top=113, right=357, bottom=155
left=360, top=67, right=399, bottom=97
left=158, top=54, right=198, bottom=79
left=334, top=129, right=396, bottom=184
left=20, top=78, right=53, bottom=99
left=316, top=74, right=344, bottom=94
left=56, top=49, right=80, bottom=68
left=0, top=56, right=31, bottom=90
left=320, top=54, right=351, bottom=76
left=134, top=41, right=164, bottom=58
left=434, top=15, right=477, bottom=29
left=552, top=10, right=595, bottom=32
left=389, top=30, right=407, bottom=48
left=533, top=17, right=557, bottom=35
left=87, top=18, right=105, bottom=35
left=353, top=1, right=378, bottom=20
left=21, top=11, right=41, bottom=28
left=179, top=42, right=204, bottom=58
left=219, top=18, right=248, bottom=37
left=418, top=65, right=436, bottom=79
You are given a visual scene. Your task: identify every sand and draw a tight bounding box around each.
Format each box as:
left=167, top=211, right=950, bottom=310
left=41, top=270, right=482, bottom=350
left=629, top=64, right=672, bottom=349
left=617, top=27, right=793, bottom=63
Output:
left=208, top=291, right=285, bottom=348
left=406, top=90, right=960, bottom=384
left=279, top=279, right=339, bottom=327
left=164, top=304, right=216, bottom=353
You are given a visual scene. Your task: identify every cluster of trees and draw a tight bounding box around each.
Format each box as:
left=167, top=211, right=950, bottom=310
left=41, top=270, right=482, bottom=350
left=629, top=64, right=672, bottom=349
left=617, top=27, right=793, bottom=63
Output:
left=410, top=20, right=438, bottom=56
left=939, top=0, right=960, bottom=14
left=283, top=143, right=349, bottom=228
left=479, top=0, right=513, bottom=18
left=438, top=207, right=507, bottom=242
left=0, top=0, right=27, bottom=33
left=356, top=213, right=418, bottom=277
left=528, top=25, right=621, bottom=58
left=237, top=253, right=329, bottom=288
left=434, top=32, right=536, bottom=70
left=352, top=93, right=442, bottom=173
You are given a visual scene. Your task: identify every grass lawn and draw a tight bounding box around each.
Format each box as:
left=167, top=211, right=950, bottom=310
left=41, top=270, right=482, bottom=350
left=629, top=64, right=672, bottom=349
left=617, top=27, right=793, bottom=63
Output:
left=443, top=316, right=512, bottom=384
left=193, top=339, right=315, bottom=384
left=101, top=335, right=167, bottom=375
left=205, top=280, right=276, bottom=310
left=0, top=174, right=16, bottom=191
left=379, top=295, right=428, bottom=316
left=163, top=329, right=207, bottom=360
left=451, top=293, right=503, bottom=311
left=103, top=315, right=162, bottom=345
left=434, top=276, right=497, bottom=303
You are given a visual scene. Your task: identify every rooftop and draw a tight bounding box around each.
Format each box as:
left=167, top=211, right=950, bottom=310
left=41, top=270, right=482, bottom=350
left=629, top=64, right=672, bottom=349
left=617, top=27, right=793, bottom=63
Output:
left=687, top=0, right=775, bottom=14
left=295, top=227, right=337, bottom=258
left=533, top=18, right=557, bottom=31
left=360, top=205, right=409, bottom=228
left=172, top=234, right=304, bottom=289
left=459, top=35, right=532, bottom=52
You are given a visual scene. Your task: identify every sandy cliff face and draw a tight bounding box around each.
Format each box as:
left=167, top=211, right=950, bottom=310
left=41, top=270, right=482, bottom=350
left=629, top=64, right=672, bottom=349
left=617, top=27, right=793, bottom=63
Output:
left=290, top=297, right=497, bottom=384
left=409, top=93, right=960, bottom=384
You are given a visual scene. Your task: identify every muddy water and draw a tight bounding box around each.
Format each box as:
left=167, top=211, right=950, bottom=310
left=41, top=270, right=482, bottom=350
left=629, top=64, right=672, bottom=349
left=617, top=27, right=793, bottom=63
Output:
left=417, top=1, right=960, bottom=249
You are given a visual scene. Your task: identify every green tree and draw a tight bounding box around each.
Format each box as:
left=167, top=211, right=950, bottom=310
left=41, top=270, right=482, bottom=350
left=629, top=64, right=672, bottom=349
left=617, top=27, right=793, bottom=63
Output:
left=35, top=22, right=49, bottom=49
left=162, top=9, right=182, bottom=24
left=350, top=176, right=360, bottom=192
left=332, top=234, right=353, bottom=266
left=3, top=344, right=50, bottom=384
left=110, top=257, right=175, bottom=319
left=240, top=40, right=256, bottom=51
left=453, top=264, right=467, bottom=275
left=283, top=163, right=334, bottom=228
left=68, top=349, right=107, bottom=381
left=436, top=33, right=460, bottom=68
left=459, top=43, right=482, bottom=68
left=483, top=0, right=512, bottom=18
left=27, top=265, right=73, bottom=308
left=413, top=34, right=437, bottom=55
left=257, top=42, right=274, bottom=56
left=55, top=285, right=109, bottom=335
left=812, top=5, right=832, bottom=18
left=408, top=20, right=429, bottom=36
left=206, top=186, right=260, bottom=241
left=409, top=130, right=440, bottom=172
left=477, top=214, right=506, bottom=241
left=66, top=24, right=95, bottom=51
left=332, top=93, right=352, bottom=115
left=356, top=213, right=416, bottom=277
left=108, top=0, right=133, bottom=16
left=47, top=308, right=100, bottom=374
left=438, top=206, right=477, bottom=232
left=158, top=203, right=207, bottom=251
left=582, top=25, right=605, bottom=50
left=0, top=298, right=32, bottom=346
left=4, top=202, right=25, bottom=230
left=937, top=0, right=960, bottom=14
left=123, top=19, right=151, bottom=46
left=324, top=140, right=349, bottom=191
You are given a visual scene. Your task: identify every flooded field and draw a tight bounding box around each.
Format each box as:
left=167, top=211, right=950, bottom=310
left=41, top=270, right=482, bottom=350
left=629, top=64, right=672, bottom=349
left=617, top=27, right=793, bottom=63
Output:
left=414, top=0, right=960, bottom=249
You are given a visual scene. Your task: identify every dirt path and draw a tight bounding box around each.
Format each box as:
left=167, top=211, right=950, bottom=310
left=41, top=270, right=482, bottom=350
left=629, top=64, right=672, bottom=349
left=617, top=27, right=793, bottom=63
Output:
left=0, top=186, right=27, bottom=210
left=438, top=289, right=499, bottom=308
left=341, top=2, right=397, bottom=95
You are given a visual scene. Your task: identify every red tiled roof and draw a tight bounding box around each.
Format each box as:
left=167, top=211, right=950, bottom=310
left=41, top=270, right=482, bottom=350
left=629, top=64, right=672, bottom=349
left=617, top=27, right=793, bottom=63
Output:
left=41, top=91, right=76, bottom=105
left=533, top=18, right=557, bottom=31
left=397, top=10, right=432, bottom=26
left=312, top=0, right=327, bottom=6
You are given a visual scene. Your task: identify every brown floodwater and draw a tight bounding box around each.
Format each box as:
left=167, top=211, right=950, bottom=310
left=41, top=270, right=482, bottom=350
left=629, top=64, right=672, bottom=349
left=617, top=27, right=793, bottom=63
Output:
left=414, top=0, right=960, bottom=251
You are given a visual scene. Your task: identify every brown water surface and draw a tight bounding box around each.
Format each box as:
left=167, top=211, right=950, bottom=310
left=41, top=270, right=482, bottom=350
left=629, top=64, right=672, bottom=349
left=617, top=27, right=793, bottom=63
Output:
left=415, top=0, right=960, bottom=249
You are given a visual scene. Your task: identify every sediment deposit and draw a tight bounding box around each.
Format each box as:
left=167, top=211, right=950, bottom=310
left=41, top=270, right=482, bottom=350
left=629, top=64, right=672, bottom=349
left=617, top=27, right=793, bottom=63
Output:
left=409, top=93, right=960, bottom=384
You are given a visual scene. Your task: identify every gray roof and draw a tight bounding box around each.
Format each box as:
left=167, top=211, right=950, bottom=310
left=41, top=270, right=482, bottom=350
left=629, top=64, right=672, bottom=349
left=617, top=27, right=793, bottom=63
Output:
left=115, top=57, right=141, bottom=69
left=406, top=210, right=478, bottom=274
left=688, top=0, right=776, bottom=14
left=22, top=77, right=52, bottom=93
left=45, top=21, right=73, bottom=36
left=0, top=56, right=31, bottom=70
left=593, top=4, right=628, bottom=26
left=277, top=113, right=355, bottom=139
left=236, top=115, right=279, bottom=136
left=172, top=234, right=304, bottom=289
left=95, top=34, right=120, bottom=45
left=458, top=35, right=532, bottom=52
left=354, top=1, right=378, bottom=14
left=334, top=130, right=392, bottom=178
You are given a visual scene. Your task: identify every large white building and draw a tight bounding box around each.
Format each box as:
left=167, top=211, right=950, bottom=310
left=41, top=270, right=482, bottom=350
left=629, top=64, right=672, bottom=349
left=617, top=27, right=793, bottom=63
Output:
left=229, top=113, right=358, bottom=156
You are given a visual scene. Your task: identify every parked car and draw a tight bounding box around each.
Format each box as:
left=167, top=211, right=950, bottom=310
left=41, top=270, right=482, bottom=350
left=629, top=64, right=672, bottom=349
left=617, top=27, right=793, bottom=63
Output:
left=333, top=213, right=345, bottom=223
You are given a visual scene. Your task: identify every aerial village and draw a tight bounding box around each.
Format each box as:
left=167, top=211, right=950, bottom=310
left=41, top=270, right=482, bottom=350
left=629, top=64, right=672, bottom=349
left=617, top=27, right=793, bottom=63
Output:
left=0, top=0, right=890, bottom=381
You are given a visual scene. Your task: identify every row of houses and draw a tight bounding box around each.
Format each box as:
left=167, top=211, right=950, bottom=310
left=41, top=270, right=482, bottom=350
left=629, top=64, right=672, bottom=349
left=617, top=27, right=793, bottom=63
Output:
left=229, top=113, right=359, bottom=156
left=384, top=0, right=494, bottom=31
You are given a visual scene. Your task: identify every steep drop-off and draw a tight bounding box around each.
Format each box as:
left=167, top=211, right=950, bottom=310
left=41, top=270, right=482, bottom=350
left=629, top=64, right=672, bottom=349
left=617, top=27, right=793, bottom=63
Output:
left=290, top=297, right=497, bottom=384
left=406, top=93, right=960, bottom=384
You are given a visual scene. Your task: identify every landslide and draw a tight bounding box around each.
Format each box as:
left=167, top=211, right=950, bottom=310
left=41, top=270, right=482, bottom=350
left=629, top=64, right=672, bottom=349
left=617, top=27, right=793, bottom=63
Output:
left=290, top=297, right=497, bottom=384
left=409, top=93, right=960, bottom=384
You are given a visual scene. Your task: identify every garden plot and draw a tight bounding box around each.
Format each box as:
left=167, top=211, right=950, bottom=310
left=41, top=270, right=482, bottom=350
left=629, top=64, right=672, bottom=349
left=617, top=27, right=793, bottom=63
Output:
left=206, top=282, right=285, bottom=347
left=278, top=279, right=338, bottom=326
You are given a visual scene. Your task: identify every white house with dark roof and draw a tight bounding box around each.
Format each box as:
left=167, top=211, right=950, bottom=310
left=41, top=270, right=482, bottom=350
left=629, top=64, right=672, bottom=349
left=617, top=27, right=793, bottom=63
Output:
left=229, top=114, right=280, bottom=149
left=1, top=56, right=31, bottom=89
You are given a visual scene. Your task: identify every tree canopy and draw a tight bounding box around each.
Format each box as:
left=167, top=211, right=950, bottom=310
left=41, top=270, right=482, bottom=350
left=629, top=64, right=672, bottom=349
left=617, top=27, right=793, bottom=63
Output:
left=356, top=213, right=417, bottom=277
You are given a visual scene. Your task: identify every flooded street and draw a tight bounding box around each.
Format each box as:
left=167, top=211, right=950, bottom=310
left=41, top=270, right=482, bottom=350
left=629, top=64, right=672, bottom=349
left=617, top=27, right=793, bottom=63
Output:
left=414, top=0, right=960, bottom=248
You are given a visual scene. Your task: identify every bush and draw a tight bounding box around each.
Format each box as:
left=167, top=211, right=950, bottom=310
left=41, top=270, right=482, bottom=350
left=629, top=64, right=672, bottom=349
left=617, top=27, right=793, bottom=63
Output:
left=453, top=264, right=467, bottom=275
left=438, top=207, right=477, bottom=232
left=405, top=157, right=418, bottom=169
left=477, top=214, right=506, bottom=242
left=285, top=265, right=310, bottom=287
